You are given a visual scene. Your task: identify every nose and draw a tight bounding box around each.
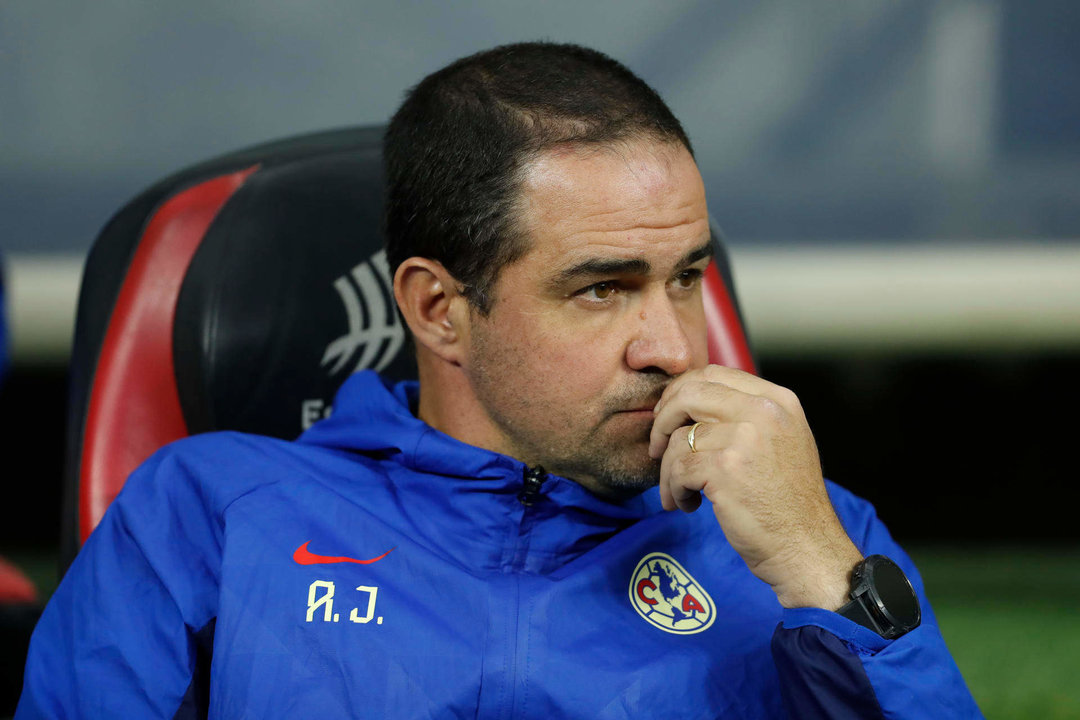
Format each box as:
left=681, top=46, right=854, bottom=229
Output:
left=625, top=291, right=695, bottom=376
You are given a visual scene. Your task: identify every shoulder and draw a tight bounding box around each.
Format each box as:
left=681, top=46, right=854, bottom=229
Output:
left=139, top=430, right=296, bottom=480
left=120, top=430, right=356, bottom=514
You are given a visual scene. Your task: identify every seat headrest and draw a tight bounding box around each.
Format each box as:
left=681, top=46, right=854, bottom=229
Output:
left=174, top=144, right=417, bottom=438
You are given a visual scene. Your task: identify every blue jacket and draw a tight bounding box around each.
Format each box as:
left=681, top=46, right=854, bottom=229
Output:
left=19, top=371, right=981, bottom=718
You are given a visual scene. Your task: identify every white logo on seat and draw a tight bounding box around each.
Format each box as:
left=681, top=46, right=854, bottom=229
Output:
left=629, top=552, right=715, bottom=634
left=321, top=249, right=404, bottom=376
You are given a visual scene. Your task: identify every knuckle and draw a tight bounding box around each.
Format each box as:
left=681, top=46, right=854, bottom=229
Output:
left=775, top=386, right=801, bottom=410
left=716, top=447, right=744, bottom=473
left=752, top=395, right=785, bottom=422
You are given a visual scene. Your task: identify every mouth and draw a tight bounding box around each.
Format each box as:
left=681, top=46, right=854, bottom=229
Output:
left=606, top=385, right=667, bottom=419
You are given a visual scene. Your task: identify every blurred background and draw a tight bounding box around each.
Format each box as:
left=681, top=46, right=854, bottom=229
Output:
left=2, top=0, right=1079, bottom=716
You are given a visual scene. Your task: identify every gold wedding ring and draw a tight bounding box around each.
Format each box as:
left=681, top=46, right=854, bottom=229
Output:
left=687, top=421, right=703, bottom=453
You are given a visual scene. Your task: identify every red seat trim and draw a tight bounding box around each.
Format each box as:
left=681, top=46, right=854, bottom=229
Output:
left=703, top=261, right=756, bottom=374
left=79, top=166, right=258, bottom=542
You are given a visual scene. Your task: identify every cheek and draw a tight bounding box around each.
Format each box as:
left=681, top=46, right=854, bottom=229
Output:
left=691, top=333, right=710, bottom=369
left=534, top=324, right=622, bottom=371
left=505, top=325, right=621, bottom=399
left=682, top=305, right=710, bottom=369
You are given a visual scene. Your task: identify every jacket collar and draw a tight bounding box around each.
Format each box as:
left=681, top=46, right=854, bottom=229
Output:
left=298, top=370, right=662, bottom=524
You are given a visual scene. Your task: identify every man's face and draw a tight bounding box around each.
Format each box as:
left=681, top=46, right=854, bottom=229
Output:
left=461, top=139, right=711, bottom=498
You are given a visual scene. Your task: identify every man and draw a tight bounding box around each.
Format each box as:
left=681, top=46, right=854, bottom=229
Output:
left=18, top=43, right=981, bottom=718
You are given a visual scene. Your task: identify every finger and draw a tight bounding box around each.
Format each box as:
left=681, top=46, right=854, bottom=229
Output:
left=648, top=382, right=754, bottom=457
left=653, top=364, right=796, bottom=418
left=659, top=444, right=707, bottom=513
left=659, top=467, right=674, bottom=511
left=671, top=481, right=704, bottom=513
left=656, top=419, right=744, bottom=460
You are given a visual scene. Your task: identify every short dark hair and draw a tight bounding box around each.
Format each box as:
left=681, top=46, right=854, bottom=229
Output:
left=383, top=41, right=693, bottom=314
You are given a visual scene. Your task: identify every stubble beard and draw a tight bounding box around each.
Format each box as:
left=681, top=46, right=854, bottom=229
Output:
left=467, top=328, right=666, bottom=500
left=557, top=423, right=662, bottom=500
left=484, top=398, right=663, bottom=500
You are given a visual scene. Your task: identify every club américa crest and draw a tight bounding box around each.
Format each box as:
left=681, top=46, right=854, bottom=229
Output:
left=629, top=552, right=715, bottom=634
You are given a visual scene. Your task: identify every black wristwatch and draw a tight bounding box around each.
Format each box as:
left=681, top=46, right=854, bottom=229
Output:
left=837, top=555, right=921, bottom=640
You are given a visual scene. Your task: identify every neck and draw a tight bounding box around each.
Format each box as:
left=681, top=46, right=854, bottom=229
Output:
left=415, top=350, right=510, bottom=457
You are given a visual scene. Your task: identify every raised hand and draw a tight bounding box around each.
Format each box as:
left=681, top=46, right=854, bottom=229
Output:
left=649, top=365, right=863, bottom=610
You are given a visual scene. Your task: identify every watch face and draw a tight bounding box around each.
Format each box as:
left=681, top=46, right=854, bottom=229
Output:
left=869, top=557, right=921, bottom=629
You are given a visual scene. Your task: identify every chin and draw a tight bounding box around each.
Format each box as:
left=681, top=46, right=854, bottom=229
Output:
left=587, top=476, right=658, bottom=502
left=578, top=454, right=661, bottom=501
left=535, top=427, right=659, bottom=499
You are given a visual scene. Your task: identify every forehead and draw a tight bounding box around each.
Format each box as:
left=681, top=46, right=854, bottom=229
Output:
left=515, top=140, right=710, bottom=270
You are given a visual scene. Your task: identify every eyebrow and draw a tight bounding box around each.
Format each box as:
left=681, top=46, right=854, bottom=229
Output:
left=548, top=239, right=714, bottom=288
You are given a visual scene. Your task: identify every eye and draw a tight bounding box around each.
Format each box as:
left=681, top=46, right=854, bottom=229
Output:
left=673, top=269, right=703, bottom=289
left=582, top=281, right=617, bottom=300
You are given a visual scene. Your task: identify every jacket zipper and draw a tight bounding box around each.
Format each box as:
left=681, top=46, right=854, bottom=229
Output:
left=502, top=465, right=547, bottom=718
left=517, top=465, right=547, bottom=506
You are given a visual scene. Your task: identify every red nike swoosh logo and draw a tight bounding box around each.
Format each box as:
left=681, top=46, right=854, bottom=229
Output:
left=292, top=541, right=395, bottom=565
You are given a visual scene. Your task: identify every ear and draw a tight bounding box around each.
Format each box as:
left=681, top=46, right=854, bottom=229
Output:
left=393, top=257, right=470, bottom=364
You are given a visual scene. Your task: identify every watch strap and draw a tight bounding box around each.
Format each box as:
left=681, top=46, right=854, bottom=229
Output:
left=837, top=593, right=881, bottom=635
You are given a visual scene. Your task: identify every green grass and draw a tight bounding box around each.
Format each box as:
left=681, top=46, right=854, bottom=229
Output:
left=7, top=545, right=1080, bottom=718
left=909, top=546, right=1080, bottom=719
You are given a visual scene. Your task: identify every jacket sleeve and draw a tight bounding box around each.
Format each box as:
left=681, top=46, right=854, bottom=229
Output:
left=16, top=446, right=222, bottom=719
left=770, top=484, right=984, bottom=719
